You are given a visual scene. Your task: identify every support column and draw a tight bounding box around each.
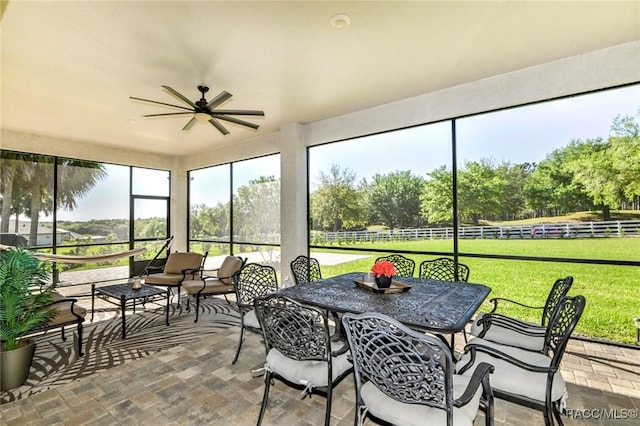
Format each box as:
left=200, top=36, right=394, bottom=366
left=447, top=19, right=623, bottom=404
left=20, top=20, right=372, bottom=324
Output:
left=171, top=157, right=188, bottom=252
left=280, top=123, right=307, bottom=282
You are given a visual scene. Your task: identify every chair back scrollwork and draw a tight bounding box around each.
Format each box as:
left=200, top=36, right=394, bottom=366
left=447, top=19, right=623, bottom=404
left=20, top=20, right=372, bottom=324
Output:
left=254, top=294, right=329, bottom=362
left=419, top=257, right=470, bottom=282
left=290, top=255, right=322, bottom=285
left=342, top=312, right=452, bottom=411
left=541, top=276, right=573, bottom=327
left=545, top=295, right=586, bottom=364
left=233, top=263, right=278, bottom=308
left=374, top=254, right=416, bottom=278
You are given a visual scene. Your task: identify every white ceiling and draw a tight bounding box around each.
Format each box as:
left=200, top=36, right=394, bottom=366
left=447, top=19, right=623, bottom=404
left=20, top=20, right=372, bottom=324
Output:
left=2, top=1, right=639, bottom=157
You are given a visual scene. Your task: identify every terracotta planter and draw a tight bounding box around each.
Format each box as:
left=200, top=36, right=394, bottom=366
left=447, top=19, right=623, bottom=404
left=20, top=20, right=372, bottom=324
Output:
left=0, top=340, right=35, bottom=391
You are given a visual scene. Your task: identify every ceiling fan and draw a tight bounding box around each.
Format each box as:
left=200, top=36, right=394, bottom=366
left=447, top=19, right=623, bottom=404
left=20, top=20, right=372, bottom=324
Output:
left=130, top=85, right=264, bottom=135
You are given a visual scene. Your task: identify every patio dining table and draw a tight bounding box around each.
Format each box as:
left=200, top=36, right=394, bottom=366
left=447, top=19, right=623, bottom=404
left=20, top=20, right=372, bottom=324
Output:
left=277, top=272, right=491, bottom=335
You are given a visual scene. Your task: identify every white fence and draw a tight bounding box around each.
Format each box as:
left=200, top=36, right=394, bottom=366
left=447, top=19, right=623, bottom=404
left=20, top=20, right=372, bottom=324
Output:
left=313, top=220, right=640, bottom=243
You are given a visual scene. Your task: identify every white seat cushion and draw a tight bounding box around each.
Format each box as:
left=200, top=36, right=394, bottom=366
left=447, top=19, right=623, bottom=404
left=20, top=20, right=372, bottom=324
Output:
left=457, top=337, right=565, bottom=404
left=470, top=313, right=545, bottom=352
left=360, top=373, right=482, bottom=426
left=244, top=309, right=261, bottom=329
left=265, top=344, right=352, bottom=388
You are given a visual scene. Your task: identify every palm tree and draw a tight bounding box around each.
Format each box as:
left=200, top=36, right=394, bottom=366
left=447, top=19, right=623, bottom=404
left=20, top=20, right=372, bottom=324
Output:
left=0, top=152, right=107, bottom=246
left=0, top=152, right=39, bottom=234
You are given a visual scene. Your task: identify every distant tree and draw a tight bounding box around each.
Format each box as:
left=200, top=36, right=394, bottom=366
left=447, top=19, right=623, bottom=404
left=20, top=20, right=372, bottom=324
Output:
left=1, top=153, right=51, bottom=237
left=233, top=176, right=280, bottom=241
left=422, top=159, right=528, bottom=225
left=609, top=113, right=640, bottom=200
left=523, top=161, right=557, bottom=216
left=501, top=162, right=534, bottom=220
left=0, top=153, right=31, bottom=233
left=565, top=138, right=617, bottom=220
left=566, top=113, right=640, bottom=220
left=366, top=170, right=424, bottom=228
left=457, top=159, right=507, bottom=226
left=524, top=143, right=594, bottom=217
left=59, top=219, right=129, bottom=241
left=420, top=165, right=452, bottom=225
left=310, top=164, right=366, bottom=231
left=1, top=152, right=107, bottom=245
left=138, top=217, right=167, bottom=239
left=190, top=203, right=228, bottom=239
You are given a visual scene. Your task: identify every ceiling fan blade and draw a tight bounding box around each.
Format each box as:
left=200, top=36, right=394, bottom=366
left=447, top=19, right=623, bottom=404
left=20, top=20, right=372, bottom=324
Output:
left=130, top=96, right=193, bottom=111
left=206, top=91, right=232, bottom=109
left=211, top=109, right=265, bottom=116
left=182, top=117, right=198, bottom=131
left=208, top=117, right=230, bottom=135
left=161, top=85, right=197, bottom=108
left=143, top=112, right=193, bottom=117
left=213, top=114, right=260, bottom=130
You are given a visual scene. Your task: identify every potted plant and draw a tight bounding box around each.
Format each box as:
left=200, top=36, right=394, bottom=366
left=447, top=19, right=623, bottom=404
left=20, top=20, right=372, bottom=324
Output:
left=371, top=260, right=396, bottom=289
left=0, top=247, right=56, bottom=391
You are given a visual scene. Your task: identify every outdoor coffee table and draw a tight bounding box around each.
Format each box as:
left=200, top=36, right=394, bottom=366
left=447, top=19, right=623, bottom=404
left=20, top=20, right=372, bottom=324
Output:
left=91, top=282, right=170, bottom=339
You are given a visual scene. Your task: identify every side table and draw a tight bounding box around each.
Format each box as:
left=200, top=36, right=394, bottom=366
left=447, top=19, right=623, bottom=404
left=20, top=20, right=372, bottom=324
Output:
left=91, top=282, right=170, bottom=339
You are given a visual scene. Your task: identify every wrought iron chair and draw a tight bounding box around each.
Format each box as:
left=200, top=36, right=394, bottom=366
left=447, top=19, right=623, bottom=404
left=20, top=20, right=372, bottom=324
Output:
left=30, top=292, right=87, bottom=357
left=419, top=257, right=471, bottom=345
left=253, top=294, right=352, bottom=426
left=290, top=255, right=322, bottom=285
left=232, top=263, right=278, bottom=364
left=458, top=295, right=586, bottom=426
left=470, top=276, right=573, bottom=351
left=374, top=254, right=415, bottom=277
left=289, top=254, right=343, bottom=337
left=182, top=255, right=246, bottom=322
left=142, top=251, right=207, bottom=308
left=419, top=257, right=470, bottom=282
left=342, top=312, right=494, bottom=426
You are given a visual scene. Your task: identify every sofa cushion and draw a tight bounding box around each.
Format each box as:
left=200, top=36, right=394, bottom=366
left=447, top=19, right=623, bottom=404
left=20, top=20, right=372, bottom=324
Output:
left=162, top=252, right=203, bottom=274
left=144, top=273, right=185, bottom=286
left=217, top=256, right=243, bottom=284
left=44, top=293, right=86, bottom=327
left=183, top=278, right=234, bottom=295
left=48, top=302, right=87, bottom=326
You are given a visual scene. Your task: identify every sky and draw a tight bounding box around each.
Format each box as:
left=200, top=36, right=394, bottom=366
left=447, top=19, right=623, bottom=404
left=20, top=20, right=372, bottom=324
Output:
left=50, top=84, right=640, bottom=221
left=309, top=85, right=640, bottom=186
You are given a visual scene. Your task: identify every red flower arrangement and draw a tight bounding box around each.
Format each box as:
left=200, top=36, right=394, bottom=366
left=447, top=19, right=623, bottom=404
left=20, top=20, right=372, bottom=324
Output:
left=371, top=260, right=396, bottom=278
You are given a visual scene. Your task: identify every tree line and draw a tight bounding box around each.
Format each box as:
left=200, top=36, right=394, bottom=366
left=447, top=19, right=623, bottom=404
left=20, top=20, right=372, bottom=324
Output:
left=190, top=176, right=280, bottom=241
left=311, top=114, right=639, bottom=231
left=0, top=153, right=107, bottom=245
left=189, top=114, right=639, bottom=236
left=3, top=114, right=638, bottom=242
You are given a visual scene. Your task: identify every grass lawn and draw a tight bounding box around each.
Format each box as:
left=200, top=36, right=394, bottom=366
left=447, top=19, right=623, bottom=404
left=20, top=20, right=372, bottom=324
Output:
left=314, top=237, right=640, bottom=345
left=54, top=236, right=638, bottom=344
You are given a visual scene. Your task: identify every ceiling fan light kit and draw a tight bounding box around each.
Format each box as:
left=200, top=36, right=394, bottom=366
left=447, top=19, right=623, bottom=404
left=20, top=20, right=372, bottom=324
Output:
left=194, top=112, right=211, bottom=122
left=130, top=85, right=264, bottom=135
